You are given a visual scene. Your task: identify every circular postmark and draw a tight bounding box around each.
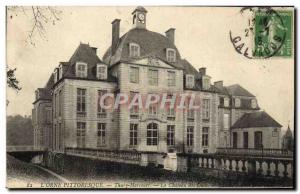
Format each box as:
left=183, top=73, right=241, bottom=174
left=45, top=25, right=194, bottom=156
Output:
left=230, top=7, right=289, bottom=59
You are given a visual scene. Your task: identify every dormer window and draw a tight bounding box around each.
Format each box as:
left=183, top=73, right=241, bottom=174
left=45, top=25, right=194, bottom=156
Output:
left=166, top=48, right=176, bottom=62
left=35, top=90, right=39, bottom=100
left=224, top=97, right=229, bottom=107
left=53, top=68, right=58, bottom=83
left=97, top=64, right=107, bottom=80
left=186, top=74, right=194, bottom=89
left=202, top=76, right=211, bottom=90
left=76, top=62, right=87, bottom=78
left=129, top=43, right=140, bottom=58
left=235, top=98, right=241, bottom=107
left=251, top=99, right=257, bottom=109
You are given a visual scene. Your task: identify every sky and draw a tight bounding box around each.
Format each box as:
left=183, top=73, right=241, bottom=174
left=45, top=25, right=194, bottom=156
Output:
left=6, top=6, right=294, bottom=132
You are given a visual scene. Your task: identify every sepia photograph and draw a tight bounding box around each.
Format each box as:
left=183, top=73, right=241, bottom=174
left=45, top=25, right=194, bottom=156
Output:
left=6, top=5, right=295, bottom=189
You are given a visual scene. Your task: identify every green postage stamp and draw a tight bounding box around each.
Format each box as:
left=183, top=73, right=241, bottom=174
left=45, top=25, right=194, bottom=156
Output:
left=253, top=9, right=293, bottom=58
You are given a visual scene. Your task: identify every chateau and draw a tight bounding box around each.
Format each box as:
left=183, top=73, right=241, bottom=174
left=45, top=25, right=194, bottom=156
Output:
left=32, top=7, right=282, bottom=166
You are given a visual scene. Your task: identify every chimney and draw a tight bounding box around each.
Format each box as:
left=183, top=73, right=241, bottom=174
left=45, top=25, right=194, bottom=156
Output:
left=199, top=68, right=206, bottom=75
left=214, top=81, right=223, bottom=89
left=165, top=28, right=175, bottom=43
left=111, top=19, right=121, bottom=55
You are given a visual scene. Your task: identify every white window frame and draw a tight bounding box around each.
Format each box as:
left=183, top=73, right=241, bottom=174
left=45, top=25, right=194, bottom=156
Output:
left=223, top=113, right=229, bottom=131
left=59, top=65, right=63, bottom=79
left=97, top=123, right=106, bottom=147
left=202, top=76, right=211, bottom=90
left=167, top=125, right=175, bottom=146
left=129, top=66, right=139, bottom=83
left=224, top=97, right=230, bottom=107
left=186, top=74, right=195, bottom=89
left=130, top=123, right=138, bottom=146
left=97, top=64, right=107, bottom=79
left=166, top=48, right=176, bottom=62
left=187, top=126, right=194, bottom=147
left=251, top=99, right=257, bottom=109
left=76, top=62, right=87, bottom=78
left=53, top=69, right=58, bottom=83
left=130, top=92, right=139, bottom=115
left=129, top=43, right=140, bottom=58
left=167, top=71, right=176, bottom=87
left=147, top=123, right=158, bottom=146
left=202, top=99, right=210, bottom=120
left=202, top=127, right=209, bottom=147
left=235, top=98, right=241, bottom=107
left=148, top=69, right=158, bottom=86
left=76, top=122, right=86, bottom=148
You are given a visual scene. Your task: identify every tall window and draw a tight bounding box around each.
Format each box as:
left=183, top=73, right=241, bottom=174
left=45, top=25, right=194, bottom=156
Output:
left=130, top=123, right=138, bottom=146
left=58, top=123, right=62, bottom=150
left=54, top=93, right=57, bottom=118
left=202, top=127, right=209, bottom=147
left=167, top=71, right=176, bottom=86
left=129, top=43, right=140, bottom=57
left=223, top=113, right=229, bottom=130
left=97, top=90, right=107, bottom=117
left=224, top=97, right=229, bottom=107
left=166, top=48, right=176, bottom=62
left=202, top=76, right=210, bottom=90
left=147, top=123, right=158, bottom=146
left=148, top=69, right=158, bottom=86
left=97, top=64, right=107, bottom=79
left=58, top=90, right=62, bottom=116
left=129, top=66, right=139, bottom=83
left=97, top=123, right=106, bottom=147
left=186, top=74, right=195, bottom=88
left=166, top=95, right=175, bottom=119
left=202, top=99, right=210, bottom=121
left=77, top=88, right=86, bottom=116
left=235, top=98, right=241, bottom=107
left=243, top=132, right=248, bottom=148
left=130, top=92, right=139, bottom=115
left=76, top=62, right=87, bottom=78
left=76, top=122, right=86, bottom=148
left=187, top=126, right=194, bottom=147
left=251, top=99, right=257, bottom=109
left=167, top=125, right=175, bottom=146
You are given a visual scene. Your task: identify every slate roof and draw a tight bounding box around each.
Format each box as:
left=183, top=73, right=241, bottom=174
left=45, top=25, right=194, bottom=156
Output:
left=226, top=84, right=255, bottom=97
left=103, top=28, right=182, bottom=69
left=63, top=43, right=117, bottom=82
left=231, top=111, right=282, bottom=129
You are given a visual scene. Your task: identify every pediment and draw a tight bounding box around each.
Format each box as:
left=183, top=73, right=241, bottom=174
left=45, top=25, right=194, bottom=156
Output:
left=130, top=57, right=175, bottom=69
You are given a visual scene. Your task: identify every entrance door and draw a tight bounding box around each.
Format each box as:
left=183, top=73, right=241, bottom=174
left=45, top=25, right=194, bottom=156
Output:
left=232, top=132, right=238, bottom=148
left=254, top=131, right=263, bottom=149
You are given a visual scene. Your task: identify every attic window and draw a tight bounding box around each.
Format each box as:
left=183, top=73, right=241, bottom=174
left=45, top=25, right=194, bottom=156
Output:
left=202, top=76, right=211, bottom=90
left=97, top=64, right=107, bottom=80
left=59, top=65, right=63, bottom=79
left=166, top=48, right=176, bottom=62
left=76, top=62, right=87, bottom=78
left=235, top=98, right=241, bottom=107
left=129, top=43, right=140, bottom=58
left=53, top=68, right=58, bottom=83
left=224, top=97, right=229, bottom=107
left=186, top=74, right=194, bottom=89
left=251, top=99, right=257, bottom=109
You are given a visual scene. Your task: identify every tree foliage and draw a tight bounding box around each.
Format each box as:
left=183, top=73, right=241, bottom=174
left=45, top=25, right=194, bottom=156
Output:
left=7, top=115, right=33, bottom=146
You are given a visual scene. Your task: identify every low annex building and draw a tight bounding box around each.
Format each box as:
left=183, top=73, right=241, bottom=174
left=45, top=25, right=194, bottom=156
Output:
left=32, top=6, right=282, bottom=166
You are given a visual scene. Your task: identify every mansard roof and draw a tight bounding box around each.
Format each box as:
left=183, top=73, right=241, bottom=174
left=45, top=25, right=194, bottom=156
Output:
left=226, top=84, right=255, bottom=97
left=232, top=111, right=282, bottom=129
left=103, top=28, right=182, bottom=68
left=62, top=43, right=116, bottom=82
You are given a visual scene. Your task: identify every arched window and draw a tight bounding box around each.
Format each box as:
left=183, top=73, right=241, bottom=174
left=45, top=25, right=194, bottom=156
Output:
left=147, top=123, right=158, bottom=145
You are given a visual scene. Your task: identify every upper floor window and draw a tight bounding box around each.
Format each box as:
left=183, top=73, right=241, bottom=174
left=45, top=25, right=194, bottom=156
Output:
left=97, top=90, right=107, bottom=117
left=77, top=88, right=86, bottom=115
left=130, top=92, right=139, bottom=115
left=202, top=99, right=210, bottom=121
left=129, top=43, right=140, bottom=58
left=235, top=98, right=241, bottom=107
left=186, top=74, right=195, bottom=89
left=97, top=64, right=107, bottom=80
left=224, top=97, right=230, bottom=107
left=129, top=66, right=139, bottom=83
left=76, top=62, right=87, bottom=78
left=187, top=126, right=194, bottom=147
left=167, top=125, right=175, bottom=146
left=223, top=113, right=229, bottom=130
left=59, top=65, right=63, bottom=80
left=202, top=127, right=209, bottom=147
left=202, top=76, right=211, bottom=90
left=53, top=69, right=58, bottom=83
left=251, top=99, right=257, bottom=109
left=167, top=71, right=176, bottom=87
left=166, top=48, right=176, bottom=62
left=148, top=69, right=158, bottom=86
left=130, top=123, right=138, bottom=146
left=97, top=123, right=106, bottom=147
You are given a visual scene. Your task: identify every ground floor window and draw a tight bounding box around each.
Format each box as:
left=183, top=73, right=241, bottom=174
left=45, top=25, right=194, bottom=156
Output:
left=147, top=123, right=158, bottom=145
left=202, top=127, right=209, bottom=147
left=130, top=123, right=138, bottom=146
left=76, top=122, right=86, bottom=148
left=167, top=125, right=175, bottom=146
left=243, top=132, right=248, bottom=148
left=187, top=126, right=194, bottom=146
left=97, top=123, right=106, bottom=147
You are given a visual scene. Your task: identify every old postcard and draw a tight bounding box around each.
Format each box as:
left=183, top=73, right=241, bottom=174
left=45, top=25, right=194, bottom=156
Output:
left=6, top=6, right=295, bottom=189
